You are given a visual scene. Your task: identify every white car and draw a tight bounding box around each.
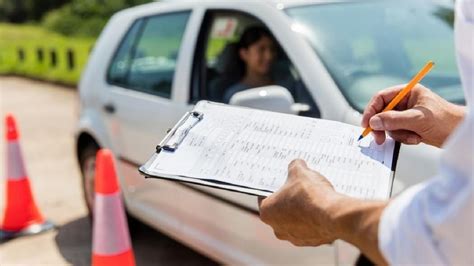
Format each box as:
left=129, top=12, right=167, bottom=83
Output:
left=76, top=0, right=463, bottom=264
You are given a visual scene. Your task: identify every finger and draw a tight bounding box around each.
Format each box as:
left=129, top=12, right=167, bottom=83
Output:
left=289, top=239, right=326, bottom=247
left=257, top=196, right=266, bottom=208
left=369, top=109, right=423, bottom=132
left=289, top=159, right=307, bottom=170
left=290, top=239, right=307, bottom=247
left=288, top=160, right=332, bottom=185
left=362, top=86, right=406, bottom=127
left=371, top=130, right=386, bottom=145
left=258, top=197, right=270, bottom=223
left=258, top=196, right=284, bottom=226
left=259, top=207, right=270, bottom=225
left=388, top=130, right=422, bottom=145
left=287, top=159, right=308, bottom=181
left=274, top=231, right=290, bottom=241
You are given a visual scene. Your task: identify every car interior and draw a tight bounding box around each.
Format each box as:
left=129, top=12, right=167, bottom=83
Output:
left=192, top=11, right=320, bottom=117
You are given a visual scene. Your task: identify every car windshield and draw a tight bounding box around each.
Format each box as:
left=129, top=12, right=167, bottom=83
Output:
left=286, top=1, right=464, bottom=112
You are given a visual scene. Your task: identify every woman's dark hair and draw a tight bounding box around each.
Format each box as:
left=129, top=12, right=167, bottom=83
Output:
left=238, top=26, right=274, bottom=50
left=235, top=26, right=275, bottom=78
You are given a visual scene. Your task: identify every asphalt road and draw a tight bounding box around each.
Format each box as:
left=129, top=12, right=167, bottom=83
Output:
left=0, top=76, right=217, bottom=265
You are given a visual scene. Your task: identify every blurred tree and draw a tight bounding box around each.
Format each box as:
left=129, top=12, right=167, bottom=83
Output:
left=0, top=0, right=72, bottom=22
left=0, top=0, right=28, bottom=22
left=41, top=0, right=151, bottom=37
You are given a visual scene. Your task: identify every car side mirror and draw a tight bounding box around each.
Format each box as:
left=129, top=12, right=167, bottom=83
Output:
left=229, top=85, right=309, bottom=115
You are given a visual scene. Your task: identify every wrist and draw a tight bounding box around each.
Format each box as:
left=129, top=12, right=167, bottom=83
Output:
left=441, top=103, right=466, bottom=146
left=327, top=195, right=387, bottom=246
left=327, top=195, right=388, bottom=265
left=448, top=103, right=466, bottom=127
left=324, top=193, right=360, bottom=242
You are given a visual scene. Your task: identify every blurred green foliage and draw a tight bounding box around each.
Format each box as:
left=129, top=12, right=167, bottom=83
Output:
left=0, top=0, right=152, bottom=85
left=0, top=0, right=150, bottom=37
left=42, top=0, right=150, bottom=37
left=0, top=23, right=94, bottom=85
left=0, top=0, right=71, bottom=23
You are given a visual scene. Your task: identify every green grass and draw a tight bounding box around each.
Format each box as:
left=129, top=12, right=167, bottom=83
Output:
left=0, top=23, right=95, bottom=85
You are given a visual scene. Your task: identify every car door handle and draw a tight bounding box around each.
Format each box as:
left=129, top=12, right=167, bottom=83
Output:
left=103, top=103, right=116, bottom=114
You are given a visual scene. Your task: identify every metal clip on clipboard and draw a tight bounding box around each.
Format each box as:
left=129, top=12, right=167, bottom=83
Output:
left=156, top=111, right=204, bottom=153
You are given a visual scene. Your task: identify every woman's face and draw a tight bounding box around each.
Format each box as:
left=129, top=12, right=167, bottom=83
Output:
left=240, top=36, right=276, bottom=76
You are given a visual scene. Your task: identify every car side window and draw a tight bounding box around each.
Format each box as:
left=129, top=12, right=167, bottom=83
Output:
left=107, top=20, right=143, bottom=86
left=107, top=11, right=190, bottom=98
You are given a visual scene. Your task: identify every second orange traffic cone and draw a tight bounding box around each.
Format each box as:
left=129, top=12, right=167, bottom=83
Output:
left=1, top=114, right=54, bottom=240
left=92, top=149, right=135, bottom=266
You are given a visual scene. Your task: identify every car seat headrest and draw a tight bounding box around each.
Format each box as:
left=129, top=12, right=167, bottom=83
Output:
left=214, top=42, right=240, bottom=75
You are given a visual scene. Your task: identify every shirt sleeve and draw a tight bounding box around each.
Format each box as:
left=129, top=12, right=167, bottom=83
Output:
left=378, top=0, right=474, bottom=264
left=378, top=171, right=473, bottom=265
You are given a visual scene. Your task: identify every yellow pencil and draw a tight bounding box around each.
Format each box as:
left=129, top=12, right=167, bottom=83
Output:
left=358, top=61, right=435, bottom=141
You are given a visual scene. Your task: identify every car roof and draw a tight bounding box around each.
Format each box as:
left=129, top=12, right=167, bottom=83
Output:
left=267, top=0, right=356, bottom=8
left=116, top=0, right=353, bottom=21
left=158, top=0, right=355, bottom=9
left=159, top=0, right=450, bottom=9
left=121, top=0, right=451, bottom=21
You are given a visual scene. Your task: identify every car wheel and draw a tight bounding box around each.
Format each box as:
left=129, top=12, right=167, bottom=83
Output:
left=79, top=144, right=99, bottom=218
left=78, top=144, right=140, bottom=231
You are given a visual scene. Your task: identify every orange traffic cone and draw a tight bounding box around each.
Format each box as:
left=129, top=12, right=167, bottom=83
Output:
left=92, top=149, right=135, bottom=266
left=0, top=114, right=54, bottom=240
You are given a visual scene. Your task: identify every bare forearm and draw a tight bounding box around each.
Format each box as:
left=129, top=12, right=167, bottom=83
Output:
left=326, top=195, right=388, bottom=265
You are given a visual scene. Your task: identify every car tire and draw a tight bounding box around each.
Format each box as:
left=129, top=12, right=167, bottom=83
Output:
left=79, top=144, right=98, bottom=219
left=78, top=144, right=140, bottom=231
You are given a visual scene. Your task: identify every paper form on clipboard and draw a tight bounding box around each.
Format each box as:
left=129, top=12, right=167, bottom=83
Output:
left=139, top=101, right=400, bottom=198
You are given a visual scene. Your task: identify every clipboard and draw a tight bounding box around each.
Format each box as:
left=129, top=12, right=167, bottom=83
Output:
left=139, top=101, right=401, bottom=198
left=156, top=110, right=204, bottom=152
left=140, top=109, right=275, bottom=196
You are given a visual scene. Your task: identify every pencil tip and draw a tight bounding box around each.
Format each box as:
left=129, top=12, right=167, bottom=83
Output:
left=357, top=135, right=363, bottom=141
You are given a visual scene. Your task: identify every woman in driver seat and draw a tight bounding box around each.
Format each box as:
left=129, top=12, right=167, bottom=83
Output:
left=224, top=26, right=277, bottom=103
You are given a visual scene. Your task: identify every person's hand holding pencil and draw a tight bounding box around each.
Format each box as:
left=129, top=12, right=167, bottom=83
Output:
left=361, top=62, right=465, bottom=148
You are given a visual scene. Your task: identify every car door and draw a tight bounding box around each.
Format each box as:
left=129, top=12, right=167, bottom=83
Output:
left=103, top=10, right=192, bottom=194
left=177, top=8, right=338, bottom=264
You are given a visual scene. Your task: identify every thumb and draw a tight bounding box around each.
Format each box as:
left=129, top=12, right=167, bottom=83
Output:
left=257, top=196, right=266, bottom=208
left=369, top=109, right=422, bottom=132
left=287, top=159, right=308, bottom=181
